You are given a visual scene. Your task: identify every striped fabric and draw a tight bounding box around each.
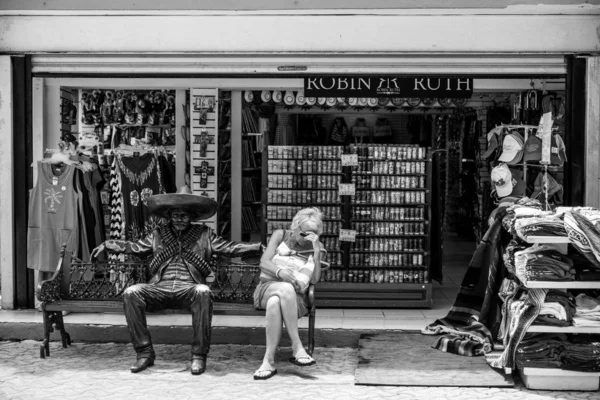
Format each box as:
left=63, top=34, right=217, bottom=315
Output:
left=421, top=217, right=507, bottom=357
left=564, top=210, right=600, bottom=269
left=486, top=287, right=548, bottom=370
left=430, top=321, right=493, bottom=356
left=108, top=156, right=124, bottom=262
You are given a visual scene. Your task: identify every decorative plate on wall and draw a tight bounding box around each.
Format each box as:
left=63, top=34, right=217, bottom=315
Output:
left=378, top=98, right=390, bottom=106
left=284, top=91, right=296, bottom=105
left=392, top=98, right=407, bottom=106
left=422, top=98, right=436, bottom=106
left=272, top=91, right=282, bottom=103
left=439, top=98, right=453, bottom=107
left=408, top=98, right=421, bottom=107
left=454, top=98, right=469, bottom=107
left=244, top=91, right=254, bottom=103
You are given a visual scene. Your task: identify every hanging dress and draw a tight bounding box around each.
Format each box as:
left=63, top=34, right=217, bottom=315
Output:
left=27, top=162, right=79, bottom=272
left=116, top=152, right=166, bottom=242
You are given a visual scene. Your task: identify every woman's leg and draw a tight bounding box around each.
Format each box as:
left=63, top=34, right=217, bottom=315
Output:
left=260, top=282, right=309, bottom=361
left=255, top=295, right=283, bottom=376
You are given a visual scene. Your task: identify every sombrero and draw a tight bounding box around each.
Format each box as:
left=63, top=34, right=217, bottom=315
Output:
left=147, top=185, right=218, bottom=221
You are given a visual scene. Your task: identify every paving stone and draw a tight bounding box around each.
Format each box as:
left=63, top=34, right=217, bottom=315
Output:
left=0, top=340, right=598, bottom=399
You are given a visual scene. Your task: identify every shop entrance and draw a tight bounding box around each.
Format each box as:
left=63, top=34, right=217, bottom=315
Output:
left=12, top=76, right=572, bottom=309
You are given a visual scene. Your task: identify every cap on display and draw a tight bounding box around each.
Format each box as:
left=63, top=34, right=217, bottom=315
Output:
left=498, top=133, right=525, bottom=164
left=491, top=163, right=515, bottom=198
left=481, top=127, right=503, bottom=160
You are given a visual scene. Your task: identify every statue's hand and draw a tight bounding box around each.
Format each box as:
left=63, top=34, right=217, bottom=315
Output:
left=90, top=243, right=106, bottom=259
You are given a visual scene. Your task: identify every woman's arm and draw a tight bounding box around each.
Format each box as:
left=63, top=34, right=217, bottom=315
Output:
left=260, top=229, right=301, bottom=291
left=307, top=238, right=323, bottom=285
left=259, top=229, right=285, bottom=278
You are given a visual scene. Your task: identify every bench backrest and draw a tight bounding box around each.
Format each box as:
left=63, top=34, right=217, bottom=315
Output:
left=58, top=251, right=260, bottom=303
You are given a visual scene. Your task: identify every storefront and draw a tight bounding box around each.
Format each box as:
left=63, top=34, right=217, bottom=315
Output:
left=1, top=2, right=599, bottom=310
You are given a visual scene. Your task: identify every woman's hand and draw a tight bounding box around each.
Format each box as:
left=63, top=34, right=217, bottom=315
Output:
left=90, top=242, right=106, bottom=259
left=277, top=268, right=301, bottom=292
left=304, top=232, right=321, bottom=251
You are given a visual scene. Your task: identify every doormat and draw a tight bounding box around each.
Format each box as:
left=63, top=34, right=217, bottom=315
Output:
left=355, top=332, right=513, bottom=387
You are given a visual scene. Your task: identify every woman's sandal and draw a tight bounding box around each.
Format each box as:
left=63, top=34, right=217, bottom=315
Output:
left=288, top=355, right=316, bottom=367
left=253, top=369, right=278, bottom=380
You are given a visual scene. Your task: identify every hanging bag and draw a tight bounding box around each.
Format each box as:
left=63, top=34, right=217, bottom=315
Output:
left=374, top=118, right=392, bottom=138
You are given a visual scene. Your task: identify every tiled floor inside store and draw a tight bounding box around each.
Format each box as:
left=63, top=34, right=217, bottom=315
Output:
left=0, top=235, right=476, bottom=331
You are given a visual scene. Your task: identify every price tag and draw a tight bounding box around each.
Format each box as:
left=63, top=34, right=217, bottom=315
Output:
left=339, top=183, right=356, bottom=196
left=341, top=154, right=359, bottom=166
left=339, top=229, right=357, bottom=242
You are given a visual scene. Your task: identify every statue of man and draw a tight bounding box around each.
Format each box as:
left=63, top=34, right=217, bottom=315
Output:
left=91, top=185, right=261, bottom=375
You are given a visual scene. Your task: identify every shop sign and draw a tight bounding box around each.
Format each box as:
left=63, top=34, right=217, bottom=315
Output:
left=339, top=183, right=356, bottom=196
left=304, top=76, right=473, bottom=98
left=341, top=154, right=359, bottom=166
left=339, top=229, right=357, bottom=242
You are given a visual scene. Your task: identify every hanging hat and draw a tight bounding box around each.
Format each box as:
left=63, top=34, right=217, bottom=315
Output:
left=498, top=132, right=525, bottom=164
left=481, top=127, right=503, bottom=160
left=551, top=134, right=567, bottom=166
left=523, top=134, right=542, bottom=162
left=491, top=164, right=515, bottom=198
left=531, top=172, right=563, bottom=202
left=509, top=169, right=527, bottom=196
left=147, top=185, right=218, bottom=221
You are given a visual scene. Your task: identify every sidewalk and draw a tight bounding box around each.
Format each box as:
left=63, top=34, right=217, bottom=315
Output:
left=1, top=340, right=598, bottom=400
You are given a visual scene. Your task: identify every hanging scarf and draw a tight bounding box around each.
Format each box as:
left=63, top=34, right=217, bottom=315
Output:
left=149, top=224, right=212, bottom=279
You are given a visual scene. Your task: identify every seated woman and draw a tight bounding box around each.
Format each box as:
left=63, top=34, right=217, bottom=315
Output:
left=253, top=207, right=326, bottom=380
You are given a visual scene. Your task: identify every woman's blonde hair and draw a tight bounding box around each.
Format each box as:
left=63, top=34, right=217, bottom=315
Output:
left=290, top=207, right=323, bottom=235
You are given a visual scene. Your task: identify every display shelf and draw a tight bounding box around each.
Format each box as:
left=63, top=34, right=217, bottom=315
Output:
left=267, top=187, right=341, bottom=191
left=353, top=172, right=428, bottom=176
left=351, top=203, right=427, bottom=206
left=355, top=188, right=427, bottom=192
left=348, top=265, right=427, bottom=269
left=521, top=281, right=600, bottom=289
left=357, top=156, right=427, bottom=161
left=268, top=157, right=342, bottom=161
left=351, top=219, right=425, bottom=222
left=268, top=172, right=344, bottom=176
left=520, top=368, right=600, bottom=391
left=268, top=203, right=342, bottom=206
left=527, top=325, right=600, bottom=333
left=266, top=144, right=432, bottom=308
left=267, top=218, right=343, bottom=222
left=525, top=236, right=570, bottom=244
left=316, top=282, right=429, bottom=290
left=351, top=250, right=426, bottom=253
left=515, top=222, right=600, bottom=391
left=356, top=234, right=427, bottom=238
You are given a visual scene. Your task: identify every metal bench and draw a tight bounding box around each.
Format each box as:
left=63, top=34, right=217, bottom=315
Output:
left=36, top=246, right=317, bottom=358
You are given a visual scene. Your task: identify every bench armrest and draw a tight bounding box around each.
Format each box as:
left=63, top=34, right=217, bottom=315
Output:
left=36, top=245, right=69, bottom=303
left=307, top=284, right=316, bottom=310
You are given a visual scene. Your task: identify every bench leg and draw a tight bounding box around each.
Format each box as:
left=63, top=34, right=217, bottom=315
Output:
left=39, top=310, right=71, bottom=358
left=40, top=309, right=50, bottom=359
left=56, top=313, right=71, bottom=348
left=308, top=308, right=315, bottom=356
left=40, top=310, right=57, bottom=359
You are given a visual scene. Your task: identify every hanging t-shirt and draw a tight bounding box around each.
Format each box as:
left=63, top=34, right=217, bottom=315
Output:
left=27, top=162, right=79, bottom=272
